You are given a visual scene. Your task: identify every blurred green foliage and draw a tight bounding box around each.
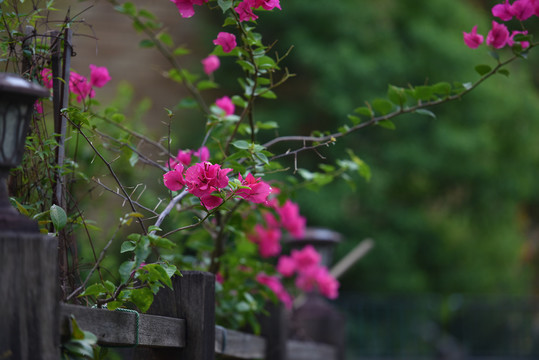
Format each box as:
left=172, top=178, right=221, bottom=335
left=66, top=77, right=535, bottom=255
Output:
left=249, top=0, right=539, bottom=294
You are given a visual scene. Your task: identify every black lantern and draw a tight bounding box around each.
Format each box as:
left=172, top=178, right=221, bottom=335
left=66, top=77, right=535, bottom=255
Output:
left=0, top=73, right=49, bottom=233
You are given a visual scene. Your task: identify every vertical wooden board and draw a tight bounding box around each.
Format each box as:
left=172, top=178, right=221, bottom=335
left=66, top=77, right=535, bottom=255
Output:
left=260, top=302, right=288, bottom=360
left=0, top=233, right=59, bottom=360
left=174, top=271, right=215, bottom=360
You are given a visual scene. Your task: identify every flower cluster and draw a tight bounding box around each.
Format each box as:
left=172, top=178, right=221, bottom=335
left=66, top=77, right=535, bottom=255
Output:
left=463, top=0, right=537, bottom=49
left=164, top=161, right=233, bottom=209
left=277, top=245, right=340, bottom=300
left=235, top=0, right=281, bottom=22
left=169, top=0, right=208, bottom=18
left=40, top=64, right=111, bottom=103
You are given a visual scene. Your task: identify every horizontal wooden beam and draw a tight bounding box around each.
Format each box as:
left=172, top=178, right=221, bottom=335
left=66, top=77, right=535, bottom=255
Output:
left=215, top=326, right=266, bottom=358
left=287, top=340, right=337, bottom=360
left=60, top=304, right=336, bottom=359
left=60, top=304, right=186, bottom=348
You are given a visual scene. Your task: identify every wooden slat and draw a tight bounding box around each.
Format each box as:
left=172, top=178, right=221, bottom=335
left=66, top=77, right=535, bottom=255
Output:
left=60, top=304, right=186, bottom=348
left=215, top=326, right=266, bottom=358
left=286, top=340, right=337, bottom=360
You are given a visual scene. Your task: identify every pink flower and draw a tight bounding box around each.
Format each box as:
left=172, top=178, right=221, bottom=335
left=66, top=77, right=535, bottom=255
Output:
left=486, top=21, right=509, bottom=49
left=200, top=193, right=223, bottom=210
left=184, top=161, right=232, bottom=198
left=291, top=245, right=321, bottom=271
left=235, top=0, right=258, bottom=22
left=256, top=273, right=293, bottom=309
left=492, top=0, right=514, bottom=21
left=215, top=96, right=235, bottom=116
left=89, top=64, right=111, bottom=88
left=508, top=30, right=530, bottom=49
left=194, top=146, right=210, bottom=162
left=314, top=267, right=339, bottom=299
left=173, top=149, right=193, bottom=167
left=170, top=0, right=208, bottom=18
left=41, top=68, right=53, bottom=89
left=163, top=164, right=186, bottom=191
left=201, top=55, right=220, bottom=75
left=263, top=212, right=280, bottom=228
left=248, top=224, right=282, bottom=257
left=276, top=200, right=306, bottom=239
left=463, top=26, right=484, bottom=49
left=277, top=255, right=296, bottom=277
left=253, top=0, right=281, bottom=10
left=213, top=32, right=237, bottom=53
left=236, top=173, right=272, bottom=204
left=69, top=72, right=94, bottom=103
left=34, top=100, right=43, bottom=114
left=511, top=0, right=534, bottom=20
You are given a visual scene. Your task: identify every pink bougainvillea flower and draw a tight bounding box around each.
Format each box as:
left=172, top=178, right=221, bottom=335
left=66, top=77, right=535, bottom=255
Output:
left=248, top=224, right=282, bottom=258
left=89, top=64, right=111, bottom=88
left=235, top=0, right=258, bottom=22
left=41, top=68, right=53, bottom=89
left=201, top=55, right=220, bottom=75
left=163, top=164, right=186, bottom=191
left=463, top=26, right=484, bottom=49
left=532, top=0, right=539, bottom=16
left=170, top=0, right=208, bottom=18
left=256, top=273, right=293, bottom=309
left=508, top=30, right=530, bottom=49
left=184, top=161, right=232, bottom=198
left=486, top=21, right=510, bottom=49
left=313, top=267, right=339, bottom=299
left=34, top=100, right=43, bottom=114
left=200, top=193, right=224, bottom=210
left=511, top=0, right=534, bottom=20
left=69, top=72, right=95, bottom=103
left=215, top=96, right=235, bottom=116
left=492, top=0, right=514, bottom=21
left=276, top=200, right=306, bottom=238
left=253, top=0, right=281, bottom=10
left=213, top=32, right=237, bottom=53
left=291, top=245, right=321, bottom=272
left=277, top=255, right=296, bottom=277
left=236, top=173, right=272, bottom=204
left=194, top=146, right=210, bottom=162
left=175, top=149, right=193, bottom=167
left=263, top=212, right=280, bottom=228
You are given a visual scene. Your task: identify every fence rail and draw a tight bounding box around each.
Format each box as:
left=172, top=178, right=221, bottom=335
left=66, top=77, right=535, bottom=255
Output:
left=1, top=232, right=340, bottom=360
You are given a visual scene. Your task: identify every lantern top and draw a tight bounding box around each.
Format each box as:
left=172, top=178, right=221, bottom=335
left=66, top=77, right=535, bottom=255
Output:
left=285, top=227, right=342, bottom=245
left=0, top=73, right=49, bottom=99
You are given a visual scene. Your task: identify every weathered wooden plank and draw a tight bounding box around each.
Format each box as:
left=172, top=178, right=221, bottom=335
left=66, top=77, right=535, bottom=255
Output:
left=215, top=326, right=266, bottom=359
left=0, top=232, right=60, bottom=360
left=260, top=302, right=288, bottom=360
left=286, top=340, right=337, bottom=360
left=175, top=271, right=215, bottom=360
left=60, top=304, right=186, bottom=348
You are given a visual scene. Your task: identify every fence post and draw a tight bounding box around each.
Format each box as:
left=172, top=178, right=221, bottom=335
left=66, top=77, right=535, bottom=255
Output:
left=132, top=271, right=215, bottom=360
left=0, top=232, right=60, bottom=359
left=260, top=302, right=288, bottom=360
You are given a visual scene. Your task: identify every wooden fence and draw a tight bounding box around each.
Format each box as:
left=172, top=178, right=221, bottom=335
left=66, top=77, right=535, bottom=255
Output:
left=0, top=231, right=343, bottom=360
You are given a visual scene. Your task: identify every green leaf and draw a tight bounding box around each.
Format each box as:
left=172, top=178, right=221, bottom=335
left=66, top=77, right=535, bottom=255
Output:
left=119, top=261, right=135, bottom=284
left=152, top=236, right=176, bottom=250
left=80, top=283, right=107, bottom=297
left=347, top=114, right=362, bottom=125
left=232, top=140, right=250, bottom=149
left=196, top=80, right=218, bottom=91
left=177, top=97, right=198, bottom=109
left=414, top=109, right=436, bottom=119
left=157, top=32, right=173, bottom=47
left=131, top=287, right=154, bottom=312
left=50, top=204, right=67, bottom=231
left=372, top=99, right=393, bottom=115
left=139, top=39, right=155, bottom=48
left=232, top=95, right=247, bottom=108
left=497, top=68, right=510, bottom=77
left=120, top=240, right=136, bottom=253
left=129, top=151, right=138, bottom=167
left=413, top=86, right=434, bottom=101
left=376, top=119, right=396, bottom=130
left=387, top=85, right=406, bottom=106
left=173, top=47, right=190, bottom=56
left=217, top=0, right=233, bottom=12
left=475, top=64, right=492, bottom=76
left=354, top=106, right=374, bottom=117
left=432, top=82, right=451, bottom=96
